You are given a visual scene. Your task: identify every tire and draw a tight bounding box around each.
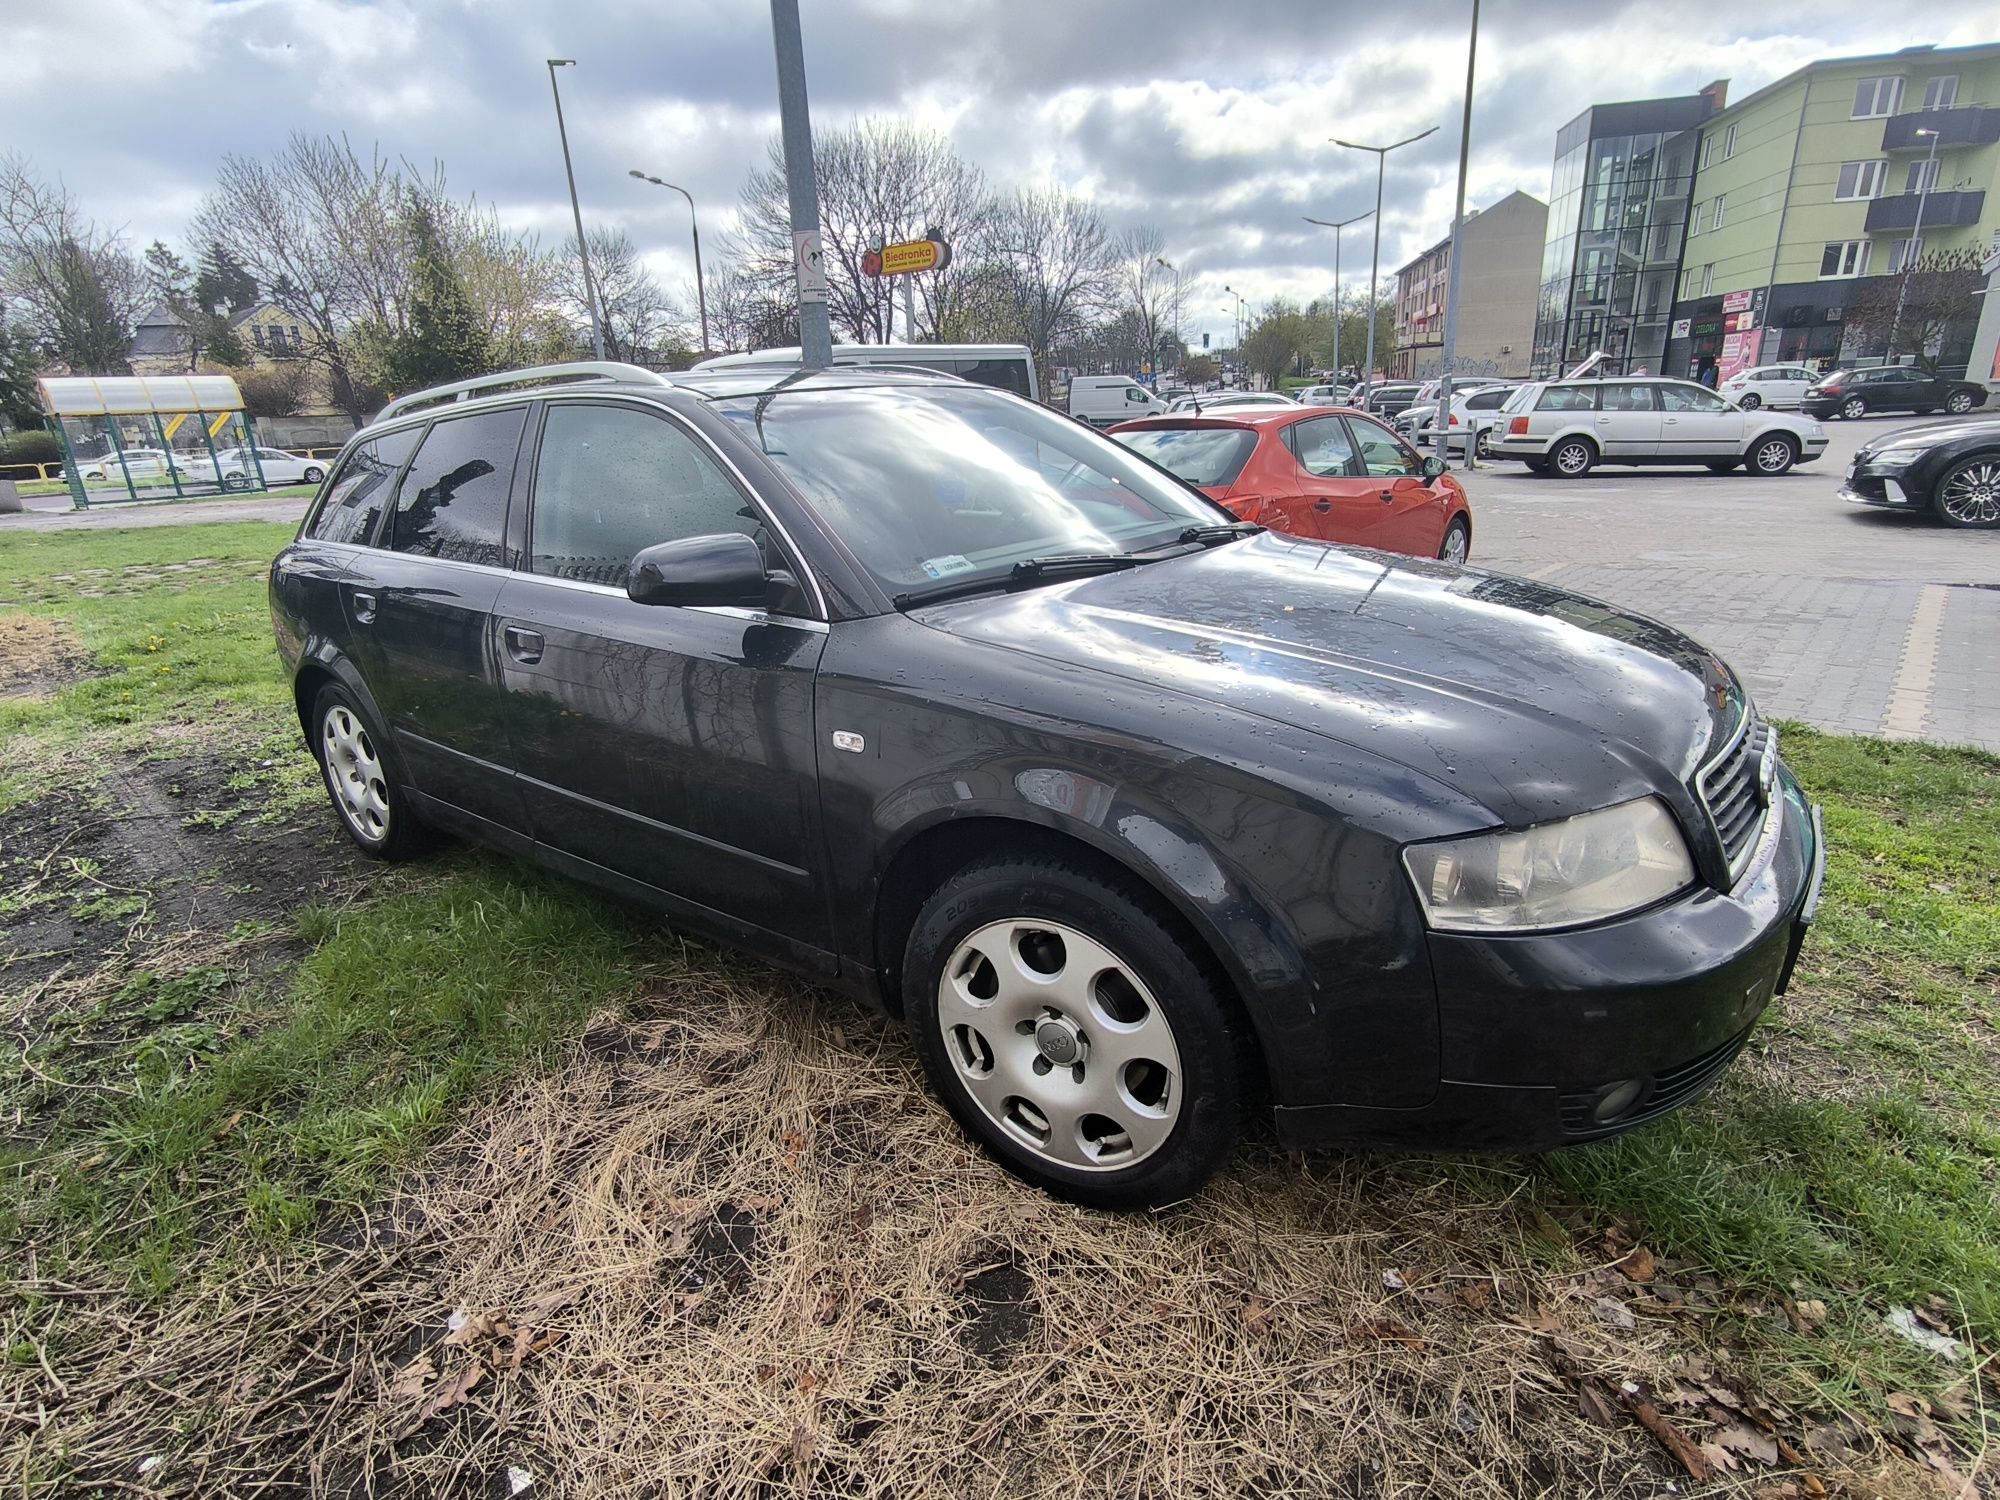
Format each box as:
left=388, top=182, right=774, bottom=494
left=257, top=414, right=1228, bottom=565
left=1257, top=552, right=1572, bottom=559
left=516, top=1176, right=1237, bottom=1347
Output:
left=303, top=465, right=325, bottom=484
left=1438, top=515, right=1471, bottom=564
left=1549, top=436, right=1596, bottom=478
left=310, top=683, right=434, bottom=861
left=1934, top=455, right=2000, bottom=529
left=904, top=854, right=1252, bottom=1210
left=1737, top=392, right=1762, bottom=410
left=1705, top=460, right=1740, bottom=473
left=223, top=472, right=251, bottom=492
left=1945, top=391, right=1976, bottom=416
left=1840, top=396, right=1867, bottom=420
left=1748, top=434, right=1798, bottom=476
left=1473, top=429, right=1491, bottom=460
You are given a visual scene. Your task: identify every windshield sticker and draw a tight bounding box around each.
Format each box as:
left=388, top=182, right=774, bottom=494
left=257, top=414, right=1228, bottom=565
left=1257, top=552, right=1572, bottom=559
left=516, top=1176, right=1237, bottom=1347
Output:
left=920, top=554, right=977, bottom=579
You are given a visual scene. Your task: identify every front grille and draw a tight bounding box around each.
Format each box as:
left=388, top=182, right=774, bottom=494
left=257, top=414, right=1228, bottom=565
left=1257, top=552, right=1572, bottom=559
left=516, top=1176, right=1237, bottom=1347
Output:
left=1698, top=715, right=1773, bottom=881
left=1558, top=1026, right=1754, bottom=1137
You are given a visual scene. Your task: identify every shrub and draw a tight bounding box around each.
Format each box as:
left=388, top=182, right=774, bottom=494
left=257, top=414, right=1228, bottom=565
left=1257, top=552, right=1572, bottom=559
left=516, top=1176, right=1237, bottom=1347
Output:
left=0, top=429, right=60, bottom=466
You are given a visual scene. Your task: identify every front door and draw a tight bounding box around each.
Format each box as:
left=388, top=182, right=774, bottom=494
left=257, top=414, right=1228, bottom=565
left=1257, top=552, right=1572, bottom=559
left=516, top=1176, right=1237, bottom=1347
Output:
left=1655, top=381, right=1745, bottom=460
left=347, top=406, right=526, bottom=829
left=1279, top=415, right=1381, bottom=545
left=492, top=400, right=831, bottom=957
left=1345, top=414, right=1449, bottom=555
left=1593, top=382, right=1661, bottom=457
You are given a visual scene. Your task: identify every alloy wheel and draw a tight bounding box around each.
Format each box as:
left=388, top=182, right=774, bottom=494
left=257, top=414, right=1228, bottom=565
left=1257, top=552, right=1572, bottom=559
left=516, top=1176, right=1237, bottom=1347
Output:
left=1553, top=440, right=1593, bottom=476
left=321, top=703, right=391, bottom=843
left=1439, top=520, right=1470, bottom=564
left=937, top=918, right=1183, bottom=1172
left=1946, top=393, right=1975, bottom=415
left=1752, top=438, right=1795, bottom=475
left=304, top=466, right=325, bottom=483
left=1739, top=393, right=1762, bottom=410
left=1939, top=459, right=2000, bottom=526
left=1841, top=397, right=1866, bottom=420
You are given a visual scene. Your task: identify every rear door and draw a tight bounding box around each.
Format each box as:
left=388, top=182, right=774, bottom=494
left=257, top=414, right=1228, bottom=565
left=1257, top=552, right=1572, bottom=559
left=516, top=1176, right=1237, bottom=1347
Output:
left=1655, top=381, right=1744, bottom=460
left=350, top=405, right=528, bottom=829
left=492, top=399, right=831, bottom=956
left=1278, top=415, right=1379, bottom=543
left=1594, top=383, right=1661, bottom=457
left=1347, top=414, right=1450, bottom=555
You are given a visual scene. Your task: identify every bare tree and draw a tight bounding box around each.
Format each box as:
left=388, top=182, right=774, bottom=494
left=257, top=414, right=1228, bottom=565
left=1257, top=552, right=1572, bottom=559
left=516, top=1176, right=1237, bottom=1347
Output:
left=560, top=227, right=686, bottom=365
left=0, top=153, right=144, bottom=373
left=1115, top=226, right=1188, bottom=377
left=988, top=187, right=1117, bottom=390
left=1840, top=249, right=1985, bottom=372
left=739, top=118, right=991, bottom=345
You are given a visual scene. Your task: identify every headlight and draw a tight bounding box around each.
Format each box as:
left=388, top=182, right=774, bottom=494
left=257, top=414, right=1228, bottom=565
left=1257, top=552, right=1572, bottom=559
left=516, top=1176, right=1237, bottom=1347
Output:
left=1869, top=448, right=1921, bottom=470
left=1402, top=797, right=1695, bottom=933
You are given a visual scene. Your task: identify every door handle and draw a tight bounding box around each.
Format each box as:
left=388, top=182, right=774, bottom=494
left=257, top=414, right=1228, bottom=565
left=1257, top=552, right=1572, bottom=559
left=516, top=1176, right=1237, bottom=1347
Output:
left=1379, top=490, right=1395, bottom=503
left=1664, top=417, right=1680, bottom=424
left=350, top=591, right=376, bottom=625
left=1314, top=499, right=1332, bottom=512
left=504, top=625, right=544, bottom=665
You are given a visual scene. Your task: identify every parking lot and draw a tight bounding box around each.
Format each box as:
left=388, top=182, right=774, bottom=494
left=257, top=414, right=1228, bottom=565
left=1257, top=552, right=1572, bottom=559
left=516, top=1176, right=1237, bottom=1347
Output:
left=1469, top=413, right=2000, bottom=751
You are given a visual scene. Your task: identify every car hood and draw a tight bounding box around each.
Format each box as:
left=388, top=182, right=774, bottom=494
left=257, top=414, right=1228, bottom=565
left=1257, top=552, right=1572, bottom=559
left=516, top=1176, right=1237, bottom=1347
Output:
left=1859, top=416, right=2000, bottom=456
left=912, top=532, right=1741, bottom=828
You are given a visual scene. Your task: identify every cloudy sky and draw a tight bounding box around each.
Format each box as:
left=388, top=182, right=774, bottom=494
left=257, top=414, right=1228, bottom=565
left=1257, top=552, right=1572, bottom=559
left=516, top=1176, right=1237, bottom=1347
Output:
left=8, top=0, right=1996, bottom=347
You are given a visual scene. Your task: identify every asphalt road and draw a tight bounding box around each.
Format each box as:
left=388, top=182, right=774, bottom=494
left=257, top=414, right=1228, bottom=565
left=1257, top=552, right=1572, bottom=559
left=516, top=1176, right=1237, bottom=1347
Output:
left=6, top=409, right=1997, bottom=750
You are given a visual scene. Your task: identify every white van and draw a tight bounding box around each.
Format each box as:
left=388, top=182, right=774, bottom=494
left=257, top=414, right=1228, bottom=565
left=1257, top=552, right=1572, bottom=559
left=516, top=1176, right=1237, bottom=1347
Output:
left=1069, top=375, right=1170, bottom=427
left=691, top=343, right=1038, bottom=401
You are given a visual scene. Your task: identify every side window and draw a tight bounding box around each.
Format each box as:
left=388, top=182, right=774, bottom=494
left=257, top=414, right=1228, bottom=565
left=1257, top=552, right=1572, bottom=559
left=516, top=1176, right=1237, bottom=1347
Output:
left=387, top=407, right=528, bottom=567
left=1288, top=416, right=1358, bottom=478
left=1536, top=385, right=1598, bottom=412
left=530, top=403, right=758, bottom=588
left=1346, top=416, right=1423, bottom=478
left=1601, top=385, right=1657, bottom=412
left=1467, top=389, right=1507, bottom=410
left=306, top=428, right=421, bottom=545
left=958, top=358, right=1032, bottom=398
left=1658, top=383, right=1727, bottom=413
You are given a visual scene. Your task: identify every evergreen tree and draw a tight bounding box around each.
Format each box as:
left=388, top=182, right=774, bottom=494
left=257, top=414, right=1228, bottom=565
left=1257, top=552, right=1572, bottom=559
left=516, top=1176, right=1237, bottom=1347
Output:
left=364, top=201, right=490, bottom=392
left=193, top=240, right=258, bottom=315
left=0, top=319, right=43, bottom=430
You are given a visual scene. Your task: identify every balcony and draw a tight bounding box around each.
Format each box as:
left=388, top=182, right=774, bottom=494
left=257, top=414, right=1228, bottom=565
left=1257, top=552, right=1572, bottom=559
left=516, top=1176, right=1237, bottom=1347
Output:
left=1864, top=189, right=1987, bottom=232
left=1881, top=106, right=2000, bottom=152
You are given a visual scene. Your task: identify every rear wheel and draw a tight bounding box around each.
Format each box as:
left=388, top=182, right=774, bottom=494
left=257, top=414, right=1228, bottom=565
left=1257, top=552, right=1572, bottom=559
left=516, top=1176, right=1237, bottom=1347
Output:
left=1840, top=395, right=1867, bottom=420
left=1737, top=392, right=1762, bottom=410
left=1935, top=456, right=2000, bottom=528
left=303, top=465, right=325, bottom=484
left=1473, top=429, right=1491, bottom=460
left=1748, top=435, right=1798, bottom=476
left=222, top=471, right=251, bottom=492
left=1437, top=515, right=1471, bottom=564
left=905, top=855, right=1252, bottom=1210
left=1945, top=391, right=1977, bottom=416
left=312, top=683, right=433, bottom=861
left=1549, top=437, right=1596, bottom=478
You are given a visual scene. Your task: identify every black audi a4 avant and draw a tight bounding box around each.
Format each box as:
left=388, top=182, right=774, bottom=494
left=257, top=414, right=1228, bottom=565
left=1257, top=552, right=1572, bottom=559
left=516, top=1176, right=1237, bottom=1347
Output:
left=271, top=362, right=1825, bottom=1209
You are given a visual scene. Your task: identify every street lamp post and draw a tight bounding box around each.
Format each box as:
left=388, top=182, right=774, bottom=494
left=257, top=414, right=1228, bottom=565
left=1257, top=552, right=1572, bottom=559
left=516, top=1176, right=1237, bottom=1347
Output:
left=629, top=170, right=710, bottom=356
left=1334, top=126, right=1438, bottom=398
left=1302, top=209, right=1374, bottom=385
left=1886, top=127, right=1940, bottom=363
left=1155, top=256, right=1185, bottom=377
left=1221, top=284, right=1249, bottom=377
left=546, top=59, right=606, bottom=361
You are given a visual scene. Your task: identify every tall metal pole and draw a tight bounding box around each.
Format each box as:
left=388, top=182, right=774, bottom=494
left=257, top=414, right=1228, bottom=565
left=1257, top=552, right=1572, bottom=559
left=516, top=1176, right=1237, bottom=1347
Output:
left=547, top=59, right=606, bottom=361
left=1885, top=127, right=1939, bottom=362
left=770, top=0, right=832, bottom=369
left=1335, top=127, right=1437, bottom=401
left=630, top=171, right=710, bottom=355
left=1437, top=0, right=1480, bottom=468
left=1304, top=210, right=1374, bottom=387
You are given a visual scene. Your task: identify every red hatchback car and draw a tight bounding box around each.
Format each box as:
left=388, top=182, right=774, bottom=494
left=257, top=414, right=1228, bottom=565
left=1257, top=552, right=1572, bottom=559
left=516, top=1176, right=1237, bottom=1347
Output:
left=1110, top=407, right=1473, bottom=562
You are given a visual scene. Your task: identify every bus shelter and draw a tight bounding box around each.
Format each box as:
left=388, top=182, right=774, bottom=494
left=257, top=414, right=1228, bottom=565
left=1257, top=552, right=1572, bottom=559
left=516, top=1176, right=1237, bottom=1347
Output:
left=36, top=374, right=266, bottom=510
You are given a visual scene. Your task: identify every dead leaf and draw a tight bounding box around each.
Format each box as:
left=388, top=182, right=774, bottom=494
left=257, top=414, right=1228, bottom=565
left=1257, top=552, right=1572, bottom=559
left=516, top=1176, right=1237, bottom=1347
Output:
left=813, top=1289, right=845, bottom=1326
left=516, top=1290, right=575, bottom=1327
left=1801, top=1477, right=1827, bottom=1498
left=1715, top=1422, right=1780, bottom=1466
left=790, top=1425, right=815, bottom=1466
left=1454, top=1282, right=1491, bottom=1313
left=442, top=1311, right=509, bottom=1349
left=755, top=1363, right=777, bottom=1384
left=1750, top=1484, right=1801, bottom=1500
left=781, top=1129, right=806, bottom=1169
left=388, top=1355, right=435, bottom=1401
left=1619, top=1382, right=1716, bottom=1484
left=416, top=1363, right=483, bottom=1424
left=1381, top=1268, right=1406, bottom=1292
left=1701, top=1441, right=1739, bottom=1474
left=1241, top=1296, right=1276, bottom=1338
left=1592, top=1297, right=1637, bottom=1332
left=1578, top=1381, right=1619, bottom=1429
left=1348, top=1316, right=1425, bottom=1350
left=1619, top=1246, right=1658, bottom=1283
left=795, top=1369, right=819, bottom=1393
left=1792, top=1297, right=1828, bottom=1329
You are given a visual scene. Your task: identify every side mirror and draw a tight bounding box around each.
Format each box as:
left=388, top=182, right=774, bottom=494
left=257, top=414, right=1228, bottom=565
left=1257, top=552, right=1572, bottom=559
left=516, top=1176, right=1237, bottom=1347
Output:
left=1421, top=455, right=1447, bottom=481
left=627, top=532, right=772, bottom=609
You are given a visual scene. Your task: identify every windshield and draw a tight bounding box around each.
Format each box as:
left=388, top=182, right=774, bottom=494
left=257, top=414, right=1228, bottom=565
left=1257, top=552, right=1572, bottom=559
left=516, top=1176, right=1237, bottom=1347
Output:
left=1819, top=369, right=1851, bottom=384
left=711, top=385, right=1227, bottom=593
left=1111, top=426, right=1259, bottom=488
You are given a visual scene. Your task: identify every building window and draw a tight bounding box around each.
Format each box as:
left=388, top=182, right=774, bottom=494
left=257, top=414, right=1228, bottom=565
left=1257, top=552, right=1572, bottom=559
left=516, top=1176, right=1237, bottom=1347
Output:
left=1682, top=268, right=1694, bottom=298
left=1889, top=236, right=1925, bottom=274
left=1712, top=195, right=1726, bottom=229
left=1922, top=75, right=1958, bottom=110
left=1701, top=264, right=1715, bottom=296
left=1700, top=135, right=1715, bottom=169
left=1906, top=157, right=1940, bottom=194
left=1835, top=160, right=1886, bottom=200
left=1688, top=203, right=1703, bottom=236
left=252, top=325, right=265, bottom=348
left=1852, top=76, right=1904, bottom=118
left=1819, top=240, right=1870, bottom=278
left=1723, top=124, right=1738, bottom=159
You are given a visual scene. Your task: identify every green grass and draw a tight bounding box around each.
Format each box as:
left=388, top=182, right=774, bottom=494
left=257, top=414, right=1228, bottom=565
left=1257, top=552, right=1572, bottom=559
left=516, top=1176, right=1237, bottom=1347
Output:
left=11, top=479, right=318, bottom=499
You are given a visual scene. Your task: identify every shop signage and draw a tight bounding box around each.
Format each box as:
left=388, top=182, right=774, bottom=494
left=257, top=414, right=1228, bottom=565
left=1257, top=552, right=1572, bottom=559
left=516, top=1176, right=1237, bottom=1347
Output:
left=1671, top=319, right=1691, bottom=339
left=1722, top=288, right=1755, bottom=314
left=863, top=229, right=953, bottom=278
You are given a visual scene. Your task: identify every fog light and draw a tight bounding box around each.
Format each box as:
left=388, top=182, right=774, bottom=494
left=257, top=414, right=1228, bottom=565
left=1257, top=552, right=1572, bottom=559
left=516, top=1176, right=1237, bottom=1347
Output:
left=1592, top=1078, right=1645, bottom=1123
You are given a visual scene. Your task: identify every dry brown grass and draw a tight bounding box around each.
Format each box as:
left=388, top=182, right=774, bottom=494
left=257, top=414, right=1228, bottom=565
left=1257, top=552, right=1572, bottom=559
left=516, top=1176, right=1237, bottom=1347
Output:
left=0, top=614, right=81, bottom=700
left=9, top=968, right=1968, bottom=1500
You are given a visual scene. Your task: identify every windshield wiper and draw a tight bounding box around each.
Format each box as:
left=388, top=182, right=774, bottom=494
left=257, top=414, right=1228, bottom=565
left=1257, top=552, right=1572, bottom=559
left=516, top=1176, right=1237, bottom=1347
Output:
left=1009, top=553, right=1139, bottom=586
left=1175, top=521, right=1261, bottom=546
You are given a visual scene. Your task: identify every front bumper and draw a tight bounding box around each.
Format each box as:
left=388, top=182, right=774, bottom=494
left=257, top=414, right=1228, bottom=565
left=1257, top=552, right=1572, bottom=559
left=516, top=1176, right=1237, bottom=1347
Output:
left=1840, top=460, right=1922, bottom=510
left=1274, top=771, right=1825, bottom=1149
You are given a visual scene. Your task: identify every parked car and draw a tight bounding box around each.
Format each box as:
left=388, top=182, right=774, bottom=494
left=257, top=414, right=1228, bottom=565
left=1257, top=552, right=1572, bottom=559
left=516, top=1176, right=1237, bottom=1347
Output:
left=1717, top=364, right=1819, bottom=410
left=273, top=359, right=1823, bottom=1210
left=79, top=447, right=187, bottom=482
left=1800, top=366, right=1989, bottom=420
left=1069, top=375, right=1170, bottom=427
left=1362, top=382, right=1422, bottom=418
left=1294, top=384, right=1347, bottom=407
left=1165, top=391, right=1296, bottom=414
left=1406, top=384, right=1521, bottom=457
left=211, top=446, right=329, bottom=490
left=1491, top=378, right=1829, bottom=477
left=1839, top=416, right=2000, bottom=528
left=1109, top=407, right=1472, bottom=562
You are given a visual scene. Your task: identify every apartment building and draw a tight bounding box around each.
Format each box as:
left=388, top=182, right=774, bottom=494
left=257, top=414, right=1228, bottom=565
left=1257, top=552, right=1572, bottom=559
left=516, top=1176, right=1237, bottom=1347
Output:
left=1389, top=190, right=1548, bottom=379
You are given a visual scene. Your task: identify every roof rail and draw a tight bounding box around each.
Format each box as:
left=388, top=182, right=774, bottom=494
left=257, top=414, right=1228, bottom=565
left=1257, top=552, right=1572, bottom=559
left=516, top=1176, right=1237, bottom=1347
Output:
left=373, top=361, right=670, bottom=424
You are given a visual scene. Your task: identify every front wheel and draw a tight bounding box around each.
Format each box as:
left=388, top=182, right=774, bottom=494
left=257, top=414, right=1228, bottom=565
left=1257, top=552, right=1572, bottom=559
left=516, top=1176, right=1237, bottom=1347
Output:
left=312, top=683, right=433, bottom=860
left=303, top=465, right=325, bottom=484
left=1840, top=396, right=1867, bottom=420
left=1737, top=392, right=1762, bottom=410
left=1549, top=437, right=1596, bottom=478
left=1935, top=456, right=2000, bottom=528
left=905, top=855, right=1251, bottom=1210
left=222, top=472, right=251, bottom=492
left=1945, top=391, right=1977, bottom=416
left=1437, top=515, right=1471, bottom=564
left=1749, top=435, right=1798, bottom=476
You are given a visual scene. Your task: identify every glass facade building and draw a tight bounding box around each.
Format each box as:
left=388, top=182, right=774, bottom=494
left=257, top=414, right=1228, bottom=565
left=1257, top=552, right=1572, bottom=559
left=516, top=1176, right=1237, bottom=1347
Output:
left=1531, top=91, right=1723, bottom=377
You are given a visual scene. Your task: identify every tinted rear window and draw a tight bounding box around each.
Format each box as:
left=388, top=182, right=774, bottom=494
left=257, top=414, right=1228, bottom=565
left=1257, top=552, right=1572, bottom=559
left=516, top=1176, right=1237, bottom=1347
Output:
left=387, top=406, right=527, bottom=566
left=1536, top=385, right=1598, bottom=412
left=307, top=428, right=421, bottom=546
left=1114, top=426, right=1259, bottom=487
